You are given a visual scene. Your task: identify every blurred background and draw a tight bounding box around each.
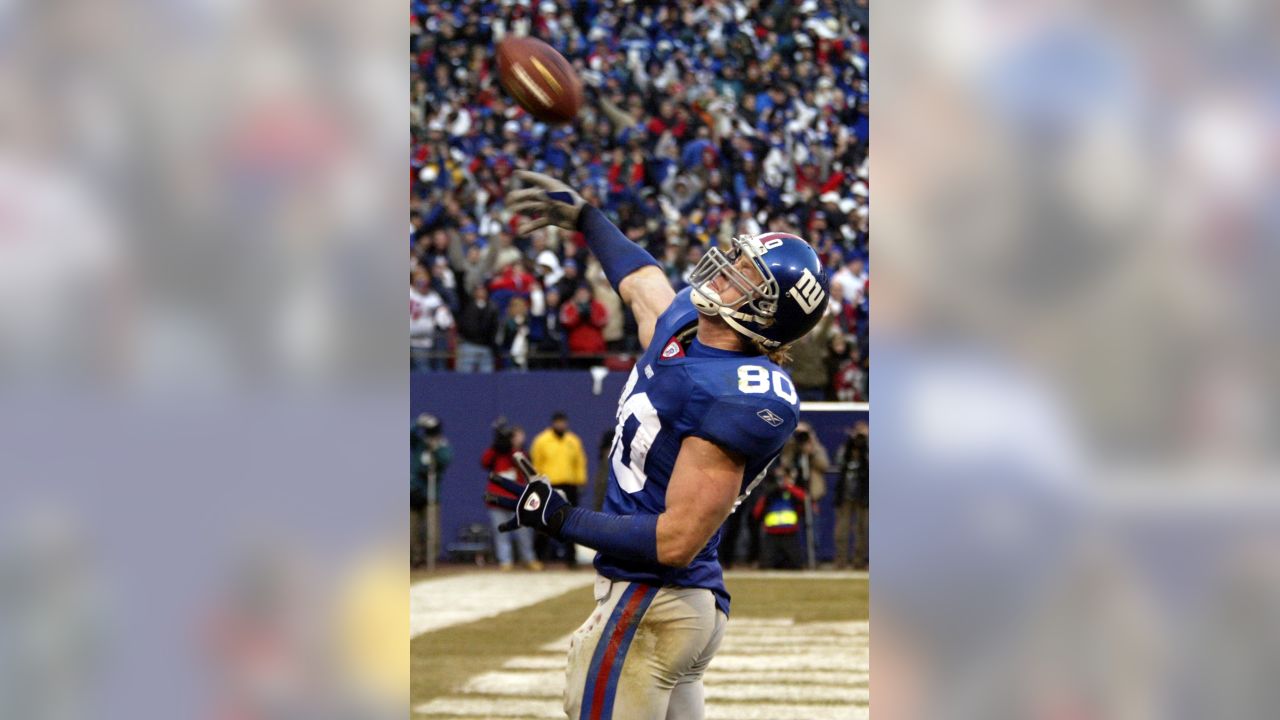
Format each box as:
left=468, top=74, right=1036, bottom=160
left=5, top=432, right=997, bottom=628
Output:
left=0, top=0, right=406, bottom=717
left=876, top=0, right=1280, bottom=718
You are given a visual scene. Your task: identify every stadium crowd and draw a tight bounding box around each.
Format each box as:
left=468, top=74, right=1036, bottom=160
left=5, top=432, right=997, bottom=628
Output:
left=411, top=0, right=868, bottom=400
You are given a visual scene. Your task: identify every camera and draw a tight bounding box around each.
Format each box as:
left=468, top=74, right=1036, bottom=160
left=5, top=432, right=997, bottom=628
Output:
left=414, top=413, right=443, bottom=444
left=491, top=417, right=515, bottom=454
left=794, top=430, right=810, bottom=444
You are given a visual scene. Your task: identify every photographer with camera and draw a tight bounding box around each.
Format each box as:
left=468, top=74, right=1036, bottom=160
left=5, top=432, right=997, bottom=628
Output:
left=751, top=465, right=809, bottom=570
left=411, top=414, right=452, bottom=569
left=558, top=284, right=608, bottom=368
left=778, top=422, right=830, bottom=568
left=780, top=422, right=831, bottom=500
left=481, top=419, right=541, bottom=571
left=833, top=420, right=870, bottom=570
left=778, top=420, right=829, bottom=499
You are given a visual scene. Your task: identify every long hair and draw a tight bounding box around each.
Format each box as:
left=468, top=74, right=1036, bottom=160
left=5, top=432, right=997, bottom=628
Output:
left=699, top=314, right=793, bottom=364
left=752, top=339, right=793, bottom=365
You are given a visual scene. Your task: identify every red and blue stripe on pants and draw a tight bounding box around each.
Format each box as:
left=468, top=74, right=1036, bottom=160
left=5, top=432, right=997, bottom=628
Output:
left=579, top=582, right=659, bottom=720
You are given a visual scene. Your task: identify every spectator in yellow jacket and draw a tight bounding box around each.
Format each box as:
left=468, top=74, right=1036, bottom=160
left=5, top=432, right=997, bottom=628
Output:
left=529, top=411, right=588, bottom=567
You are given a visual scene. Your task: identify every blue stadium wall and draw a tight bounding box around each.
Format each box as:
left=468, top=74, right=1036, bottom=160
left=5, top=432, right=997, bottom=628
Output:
left=412, top=371, right=867, bottom=564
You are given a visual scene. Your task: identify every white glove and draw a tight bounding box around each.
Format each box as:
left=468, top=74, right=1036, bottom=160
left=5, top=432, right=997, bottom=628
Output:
left=506, top=170, right=587, bottom=235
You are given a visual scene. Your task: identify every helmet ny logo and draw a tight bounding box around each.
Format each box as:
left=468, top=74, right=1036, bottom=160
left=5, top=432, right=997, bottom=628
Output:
left=787, top=268, right=825, bottom=314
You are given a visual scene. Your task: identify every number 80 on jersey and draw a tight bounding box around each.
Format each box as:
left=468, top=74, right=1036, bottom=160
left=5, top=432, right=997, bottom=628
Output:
left=737, top=366, right=798, bottom=405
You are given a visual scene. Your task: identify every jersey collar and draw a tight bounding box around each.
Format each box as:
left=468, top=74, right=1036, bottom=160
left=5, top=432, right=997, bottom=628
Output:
left=687, top=337, right=753, bottom=358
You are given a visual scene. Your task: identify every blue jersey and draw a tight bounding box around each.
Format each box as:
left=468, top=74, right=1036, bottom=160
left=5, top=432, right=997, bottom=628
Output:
left=594, top=288, right=800, bottom=615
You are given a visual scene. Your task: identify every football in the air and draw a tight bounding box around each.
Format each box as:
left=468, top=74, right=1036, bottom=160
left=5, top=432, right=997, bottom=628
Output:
left=495, top=36, right=583, bottom=125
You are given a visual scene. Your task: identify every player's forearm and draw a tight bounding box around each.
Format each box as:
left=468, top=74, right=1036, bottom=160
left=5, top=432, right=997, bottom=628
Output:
left=557, top=506, right=663, bottom=566
left=556, top=506, right=710, bottom=568
left=576, top=205, right=660, bottom=291
left=656, top=507, right=728, bottom=567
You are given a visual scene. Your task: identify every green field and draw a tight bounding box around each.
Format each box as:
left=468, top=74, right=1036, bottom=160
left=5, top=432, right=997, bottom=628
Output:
left=411, top=571, right=869, bottom=719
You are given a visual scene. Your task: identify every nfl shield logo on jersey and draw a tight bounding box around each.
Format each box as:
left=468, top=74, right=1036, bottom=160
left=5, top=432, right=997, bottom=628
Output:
left=756, top=408, right=784, bottom=427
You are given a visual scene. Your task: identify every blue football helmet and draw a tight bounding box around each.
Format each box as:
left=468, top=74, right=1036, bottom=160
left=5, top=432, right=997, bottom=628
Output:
left=688, top=232, right=831, bottom=349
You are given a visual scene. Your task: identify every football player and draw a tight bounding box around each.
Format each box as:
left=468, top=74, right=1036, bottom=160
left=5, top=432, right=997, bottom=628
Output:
left=488, top=170, right=830, bottom=719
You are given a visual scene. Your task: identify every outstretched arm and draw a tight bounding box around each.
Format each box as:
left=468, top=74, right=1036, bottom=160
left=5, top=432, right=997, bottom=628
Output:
left=508, top=170, right=674, bottom=349
left=487, top=438, right=744, bottom=568
left=578, top=203, right=673, bottom=348
left=618, top=267, right=675, bottom=349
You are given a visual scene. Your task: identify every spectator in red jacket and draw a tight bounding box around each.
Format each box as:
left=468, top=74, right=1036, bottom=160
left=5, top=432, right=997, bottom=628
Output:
left=559, top=285, right=608, bottom=365
left=488, top=261, right=536, bottom=295
left=487, top=259, right=536, bottom=317
left=481, top=421, right=540, bottom=571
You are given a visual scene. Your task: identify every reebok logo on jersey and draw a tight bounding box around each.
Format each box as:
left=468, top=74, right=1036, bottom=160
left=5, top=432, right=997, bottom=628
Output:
left=757, top=408, right=784, bottom=427
left=661, top=338, right=684, bottom=359
left=523, top=493, right=541, bottom=512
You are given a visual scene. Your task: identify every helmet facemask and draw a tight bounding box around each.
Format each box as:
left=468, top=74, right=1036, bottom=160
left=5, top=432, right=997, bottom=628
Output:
left=688, top=235, right=780, bottom=329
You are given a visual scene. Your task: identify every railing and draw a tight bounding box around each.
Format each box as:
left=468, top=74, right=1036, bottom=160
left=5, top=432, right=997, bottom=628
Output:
left=411, top=346, right=638, bottom=371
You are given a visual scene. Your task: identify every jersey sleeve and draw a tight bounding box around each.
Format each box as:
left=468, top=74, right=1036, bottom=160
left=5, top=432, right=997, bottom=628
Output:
left=648, top=289, right=699, bottom=350
left=689, top=392, right=797, bottom=461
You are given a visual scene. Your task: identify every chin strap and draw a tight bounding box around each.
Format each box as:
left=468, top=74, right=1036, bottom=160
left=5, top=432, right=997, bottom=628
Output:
left=692, top=286, right=779, bottom=348
left=693, top=287, right=774, bottom=326
left=722, top=313, right=780, bottom=349
left=723, top=306, right=773, bottom=327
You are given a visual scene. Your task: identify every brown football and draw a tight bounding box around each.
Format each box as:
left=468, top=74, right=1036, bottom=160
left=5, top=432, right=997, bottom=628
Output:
left=495, top=36, right=583, bottom=125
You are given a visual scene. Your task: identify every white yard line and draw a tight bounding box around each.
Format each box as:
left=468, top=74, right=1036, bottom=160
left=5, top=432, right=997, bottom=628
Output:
left=410, top=571, right=595, bottom=637
left=718, top=636, right=866, bottom=650
left=501, top=656, right=574, bottom=670
left=414, top=697, right=869, bottom=720
left=410, top=571, right=864, bottom=637
left=707, top=704, right=869, bottom=720
left=733, top=619, right=870, bottom=632
left=462, top=671, right=867, bottom=703
left=462, top=666, right=869, bottom=690
left=413, top=698, right=563, bottom=717
left=709, top=655, right=869, bottom=672
left=537, top=620, right=866, bottom=652
left=707, top=670, right=865, bottom=685
left=725, top=570, right=869, bottom=580
left=416, top=619, right=868, bottom=719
